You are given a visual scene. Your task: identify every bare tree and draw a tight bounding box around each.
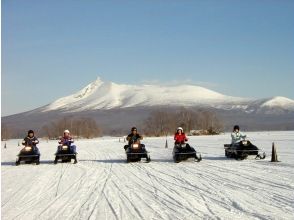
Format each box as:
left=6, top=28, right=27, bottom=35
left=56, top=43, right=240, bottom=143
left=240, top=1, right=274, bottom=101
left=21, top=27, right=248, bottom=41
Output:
left=41, top=117, right=102, bottom=139
left=143, top=110, right=176, bottom=136
left=143, top=108, right=223, bottom=136
left=1, top=124, right=11, bottom=141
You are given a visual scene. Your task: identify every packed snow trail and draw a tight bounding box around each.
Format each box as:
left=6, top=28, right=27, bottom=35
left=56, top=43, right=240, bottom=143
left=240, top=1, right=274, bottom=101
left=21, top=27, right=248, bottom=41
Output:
left=2, top=131, right=294, bottom=220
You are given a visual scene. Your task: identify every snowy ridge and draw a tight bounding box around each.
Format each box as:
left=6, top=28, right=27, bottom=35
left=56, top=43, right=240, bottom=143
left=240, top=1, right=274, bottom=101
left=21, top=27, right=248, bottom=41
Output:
left=43, top=77, right=245, bottom=112
left=42, top=77, right=294, bottom=113
left=261, top=96, right=294, bottom=110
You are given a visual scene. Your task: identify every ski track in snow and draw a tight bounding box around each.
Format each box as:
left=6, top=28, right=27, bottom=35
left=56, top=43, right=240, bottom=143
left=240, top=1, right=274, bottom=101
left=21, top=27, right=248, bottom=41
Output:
left=1, top=131, right=294, bottom=220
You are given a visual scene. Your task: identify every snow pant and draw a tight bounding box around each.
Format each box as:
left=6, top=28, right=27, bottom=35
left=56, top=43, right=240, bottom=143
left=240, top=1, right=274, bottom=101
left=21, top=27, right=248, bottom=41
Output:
left=33, top=146, right=40, bottom=155
left=70, top=145, right=77, bottom=153
left=185, top=143, right=192, bottom=150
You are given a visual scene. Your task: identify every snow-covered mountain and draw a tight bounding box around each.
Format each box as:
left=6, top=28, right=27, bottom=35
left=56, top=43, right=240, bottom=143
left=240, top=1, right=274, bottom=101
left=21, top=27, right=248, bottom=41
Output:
left=2, top=77, right=294, bottom=135
left=261, top=96, right=294, bottom=110
left=42, top=77, right=294, bottom=113
left=43, top=77, right=243, bottom=112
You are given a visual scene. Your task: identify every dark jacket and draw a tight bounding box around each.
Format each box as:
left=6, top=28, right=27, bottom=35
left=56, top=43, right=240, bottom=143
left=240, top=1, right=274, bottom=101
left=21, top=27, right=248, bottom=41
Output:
left=126, top=133, right=143, bottom=145
left=22, top=136, right=39, bottom=147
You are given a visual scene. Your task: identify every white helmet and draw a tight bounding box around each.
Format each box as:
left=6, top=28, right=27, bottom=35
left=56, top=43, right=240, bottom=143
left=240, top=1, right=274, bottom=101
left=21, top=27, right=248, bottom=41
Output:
left=64, top=129, right=70, bottom=134
left=177, top=127, right=183, bottom=132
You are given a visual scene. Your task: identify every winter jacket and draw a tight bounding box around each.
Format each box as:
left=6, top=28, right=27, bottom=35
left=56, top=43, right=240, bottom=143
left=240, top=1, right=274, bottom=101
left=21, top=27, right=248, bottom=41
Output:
left=174, top=133, right=188, bottom=144
left=126, top=133, right=143, bottom=145
left=59, top=136, right=74, bottom=145
left=231, top=132, right=246, bottom=144
left=22, top=136, right=39, bottom=147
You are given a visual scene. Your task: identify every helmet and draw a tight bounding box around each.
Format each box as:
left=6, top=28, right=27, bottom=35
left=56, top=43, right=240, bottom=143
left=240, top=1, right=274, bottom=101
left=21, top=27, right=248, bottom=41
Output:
left=28, top=130, right=34, bottom=135
left=177, top=127, right=183, bottom=132
left=64, top=129, right=70, bottom=134
left=233, top=125, right=240, bottom=131
left=131, top=127, right=137, bottom=132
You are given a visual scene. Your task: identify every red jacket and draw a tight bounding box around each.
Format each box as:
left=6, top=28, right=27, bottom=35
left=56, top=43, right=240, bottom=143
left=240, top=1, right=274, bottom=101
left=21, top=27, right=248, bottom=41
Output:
left=174, top=133, right=188, bottom=143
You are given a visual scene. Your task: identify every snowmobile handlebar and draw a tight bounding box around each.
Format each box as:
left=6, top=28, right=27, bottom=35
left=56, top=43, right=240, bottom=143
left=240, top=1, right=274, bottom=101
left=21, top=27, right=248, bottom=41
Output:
left=59, top=141, right=72, bottom=146
left=131, top=139, right=141, bottom=144
left=22, top=140, right=38, bottom=146
left=175, top=141, right=187, bottom=144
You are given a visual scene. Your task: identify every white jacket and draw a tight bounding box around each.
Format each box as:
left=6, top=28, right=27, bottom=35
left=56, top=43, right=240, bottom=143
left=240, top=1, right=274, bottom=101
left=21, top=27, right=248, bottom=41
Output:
left=231, top=131, right=246, bottom=144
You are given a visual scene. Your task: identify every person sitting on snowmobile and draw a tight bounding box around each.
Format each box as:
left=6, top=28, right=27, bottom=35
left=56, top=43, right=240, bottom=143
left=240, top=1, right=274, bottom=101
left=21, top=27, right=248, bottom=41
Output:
left=174, top=127, right=188, bottom=144
left=124, top=127, right=145, bottom=150
left=58, top=130, right=77, bottom=153
left=22, top=130, right=40, bottom=154
left=231, top=125, right=247, bottom=145
left=174, top=127, right=193, bottom=149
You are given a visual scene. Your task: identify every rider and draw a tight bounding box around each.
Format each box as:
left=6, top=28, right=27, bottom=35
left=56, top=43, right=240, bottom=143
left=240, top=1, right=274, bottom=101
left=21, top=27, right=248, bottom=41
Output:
left=58, top=130, right=77, bottom=154
left=174, top=127, right=192, bottom=149
left=231, top=125, right=247, bottom=145
left=22, top=130, right=40, bottom=154
left=174, top=127, right=188, bottom=144
left=124, top=127, right=145, bottom=150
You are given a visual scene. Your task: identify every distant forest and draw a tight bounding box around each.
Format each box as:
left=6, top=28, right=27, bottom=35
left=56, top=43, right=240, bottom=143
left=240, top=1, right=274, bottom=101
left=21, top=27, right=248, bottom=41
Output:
left=1, top=109, right=222, bottom=140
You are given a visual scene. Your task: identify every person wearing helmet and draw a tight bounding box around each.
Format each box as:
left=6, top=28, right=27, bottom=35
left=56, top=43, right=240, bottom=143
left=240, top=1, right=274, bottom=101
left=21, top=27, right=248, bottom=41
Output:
left=22, top=130, right=40, bottom=154
left=58, top=130, right=77, bottom=154
left=124, top=127, right=144, bottom=150
left=174, top=127, right=188, bottom=144
left=231, top=125, right=247, bottom=145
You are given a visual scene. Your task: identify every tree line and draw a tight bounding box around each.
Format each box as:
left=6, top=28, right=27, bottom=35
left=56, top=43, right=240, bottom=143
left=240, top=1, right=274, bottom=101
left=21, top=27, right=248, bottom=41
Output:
left=41, top=117, right=101, bottom=139
left=1, top=124, right=11, bottom=141
left=1, top=109, right=223, bottom=139
left=142, top=108, right=223, bottom=136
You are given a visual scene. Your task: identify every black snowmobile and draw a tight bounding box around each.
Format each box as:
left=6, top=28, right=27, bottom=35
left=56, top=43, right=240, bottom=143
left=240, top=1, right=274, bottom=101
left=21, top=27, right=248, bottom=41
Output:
left=224, top=140, right=266, bottom=160
left=54, top=143, right=77, bottom=164
left=125, top=141, right=151, bottom=163
left=16, top=145, right=40, bottom=166
left=173, top=142, right=202, bottom=163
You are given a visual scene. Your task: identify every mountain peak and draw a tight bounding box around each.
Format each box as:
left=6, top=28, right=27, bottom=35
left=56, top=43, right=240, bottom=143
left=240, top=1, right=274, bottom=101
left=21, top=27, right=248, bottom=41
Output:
left=261, top=96, right=294, bottom=110
left=94, top=76, right=103, bottom=84
left=41, top=79, right=294, bottom=113
left=73, top=77, right=104, bottom=99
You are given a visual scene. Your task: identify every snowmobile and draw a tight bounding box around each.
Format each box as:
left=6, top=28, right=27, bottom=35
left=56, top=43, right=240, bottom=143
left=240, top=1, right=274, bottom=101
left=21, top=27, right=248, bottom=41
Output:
left=54, top=142, right=77, bottom=164
left=125, top=141, right=151, bottom=163
left=16, top=145, right=40, bottom=166
left=173, top=142, right=202, bottom=163
left=224, top=140, right=266, bottom=160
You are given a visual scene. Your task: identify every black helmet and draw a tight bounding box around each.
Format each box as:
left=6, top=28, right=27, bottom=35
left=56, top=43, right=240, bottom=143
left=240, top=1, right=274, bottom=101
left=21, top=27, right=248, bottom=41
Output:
left=233, top=125, right=240, bottom=131
left=131, top=127, right=137, bottom=131
left=28, top=130, right=34, bottom=135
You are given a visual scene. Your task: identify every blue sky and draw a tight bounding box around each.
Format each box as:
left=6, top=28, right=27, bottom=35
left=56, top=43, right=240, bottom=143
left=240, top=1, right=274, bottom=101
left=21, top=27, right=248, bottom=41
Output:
left=2, top=0, right=294, bottom=116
